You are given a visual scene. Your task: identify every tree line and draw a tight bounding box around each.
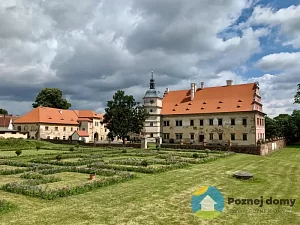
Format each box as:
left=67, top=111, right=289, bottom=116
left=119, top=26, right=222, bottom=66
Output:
left=265, top=84, right=300, bottom=144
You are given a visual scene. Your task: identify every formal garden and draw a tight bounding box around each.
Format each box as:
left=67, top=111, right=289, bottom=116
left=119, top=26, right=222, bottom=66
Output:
left=0, top=139, right=300, bottom=225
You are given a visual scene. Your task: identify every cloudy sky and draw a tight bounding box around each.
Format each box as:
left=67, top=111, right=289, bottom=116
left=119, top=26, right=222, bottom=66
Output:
left=0, top=0, right=300, bottom=117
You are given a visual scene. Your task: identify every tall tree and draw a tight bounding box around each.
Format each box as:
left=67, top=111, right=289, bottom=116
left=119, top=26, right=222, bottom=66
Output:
left=294, top=83, right=300, bottom=104
left=265, top=116, right=278, bottom=139
left=32, top=88, right=71, bottom=109
left=102, top=90, right=149, bottom=144
left=0, top=108, right=8, bottom=115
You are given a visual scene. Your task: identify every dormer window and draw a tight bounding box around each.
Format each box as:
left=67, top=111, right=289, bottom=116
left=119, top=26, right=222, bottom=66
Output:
left=186, top=108, right=190, bottom=110
left=172, top=109, right=176, bottom=111
left=188, top=103, right=192, bottom=105
left=201, top=107, right=204, bottom=110
left=175, top=103, right=178, bottom=106
left=219, top=101, right=223, bottom=103
left=238, top=99, right=243, bottom=102
left=217, top=106, right=221, bottom=109
left=203, top=102, right=207, bottom=104
left=237, top=105, right=241, bottom=108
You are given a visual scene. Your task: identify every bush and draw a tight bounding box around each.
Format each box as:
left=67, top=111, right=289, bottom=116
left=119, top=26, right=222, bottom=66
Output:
left=75, top=143, right=79, bottom=149
left=192, top=153, right=198, bottom=158
left=56, top=155, right=62, bottom=161
left=36, top=146, right=41, bottom=151
left=0, top=200, right=15, bottom=213
left=69, top=147, right=74, bottom=152
left=141, top=160, right=148, bottom=167
left=122, top=149, right=127, bottom=153
left=204, top=149, right=211, bottom=156
left=15, top=149, right=22, bottom=156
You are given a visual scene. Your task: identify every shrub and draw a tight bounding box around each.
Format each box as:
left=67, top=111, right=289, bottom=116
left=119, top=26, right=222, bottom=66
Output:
left=141, top=160, right=148, bottom=167
left=69, top=147, right=74, bottom=152
left=192, top=153, right=198, bottom=158
left=15, top=149, right=22, bottom=156
left=122, top=149, right=127, bottom=153
left=75, top=143, right=79, bottom=149
left=56, top=155, right=62, bottom=161
left=0, top=200, right=15, bottom=213
left=36, top=146, right=41, bottom=151
left=204, top=149, right=211, bottom=156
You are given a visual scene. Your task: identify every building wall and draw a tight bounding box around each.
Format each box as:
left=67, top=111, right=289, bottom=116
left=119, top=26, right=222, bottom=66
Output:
left=143, top=97, right=162, bottom=141
left=255, top=114, right=265, bottom=142
left=161, top=111, right=261, bottom=145
left=0, top=131, right=28, bottom=139
left=71, top=132, right=90, bottom=143
left=14, top=123, right=78, bottom=140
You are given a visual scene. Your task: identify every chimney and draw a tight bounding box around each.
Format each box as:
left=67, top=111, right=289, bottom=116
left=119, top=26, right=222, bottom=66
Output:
left=200, top=82, right=204, bottom=89
left=226, top=80, right=233, bottom=86
left=190, top=83, right=195, bottom=101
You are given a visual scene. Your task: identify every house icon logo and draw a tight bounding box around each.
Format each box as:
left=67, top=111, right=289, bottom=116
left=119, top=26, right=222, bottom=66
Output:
left=191, top=186, right=224, bottom=219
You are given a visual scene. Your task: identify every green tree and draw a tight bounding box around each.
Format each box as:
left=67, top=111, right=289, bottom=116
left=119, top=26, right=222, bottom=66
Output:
left=32, top=88, right=71, bottom=109
left=265, top=116, right=278, bottom=139
left=0, top=108, right=8, bottom=115
left=294, top=83, right=300, bottom=104
left=102, top=90, right=149, bottom=144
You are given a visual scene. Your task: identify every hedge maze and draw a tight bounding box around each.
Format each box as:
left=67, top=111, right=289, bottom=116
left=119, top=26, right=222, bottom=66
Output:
left=0, top=146, right=234, bottom=200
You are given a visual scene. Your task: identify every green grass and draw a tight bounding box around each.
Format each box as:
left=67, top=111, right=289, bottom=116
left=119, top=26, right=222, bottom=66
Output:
left=0, top=144, right=299, bottom=224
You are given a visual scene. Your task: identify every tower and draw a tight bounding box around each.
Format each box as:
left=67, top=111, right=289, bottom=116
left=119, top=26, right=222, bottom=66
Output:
left=143, top=71, right=162, bottom=142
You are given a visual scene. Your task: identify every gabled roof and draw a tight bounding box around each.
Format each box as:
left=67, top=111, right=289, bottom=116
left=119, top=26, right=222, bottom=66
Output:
left=162, top=83, right=258, bottom=115
left=13, top=107, right=104, bottom=125
left=200, top=195, right=217, bottom=204
left=14, top=107, right=78, bottom=125
left=73, top=130, right=89, bottom=137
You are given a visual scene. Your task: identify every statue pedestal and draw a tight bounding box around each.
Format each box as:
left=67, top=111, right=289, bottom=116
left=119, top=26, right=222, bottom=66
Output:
left=141, top=138, right=148, bottom=149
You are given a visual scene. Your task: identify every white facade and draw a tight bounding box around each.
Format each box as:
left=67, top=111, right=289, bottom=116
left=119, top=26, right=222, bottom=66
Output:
left=143, top=72, right=162, bottom=142
left=71, top=132, right=90, bottom=143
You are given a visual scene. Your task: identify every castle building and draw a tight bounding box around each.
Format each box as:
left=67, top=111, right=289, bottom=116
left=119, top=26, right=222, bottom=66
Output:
left=143, top=74, right=265, bottom=146
left=13, top=107, right=109, bottom=142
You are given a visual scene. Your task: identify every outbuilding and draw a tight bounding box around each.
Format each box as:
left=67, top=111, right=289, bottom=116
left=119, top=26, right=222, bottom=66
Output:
left=71, top=130, right=90, bottom=143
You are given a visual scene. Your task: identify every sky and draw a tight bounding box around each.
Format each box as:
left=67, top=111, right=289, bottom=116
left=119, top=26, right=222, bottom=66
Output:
left=0, top=0, right=300, bottom=117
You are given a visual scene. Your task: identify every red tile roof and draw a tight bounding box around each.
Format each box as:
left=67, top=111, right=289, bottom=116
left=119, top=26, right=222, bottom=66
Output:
left=0, top=115, right=19, bottom=127
left=161, top=83, right=258, bottom=115
left=13, top=107, right=103, bottom=125
left=75, top=130, right=89, bottom=137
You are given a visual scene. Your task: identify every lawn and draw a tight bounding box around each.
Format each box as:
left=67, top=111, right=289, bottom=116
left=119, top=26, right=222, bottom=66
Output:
left=0, top=143, right=299, bottom=225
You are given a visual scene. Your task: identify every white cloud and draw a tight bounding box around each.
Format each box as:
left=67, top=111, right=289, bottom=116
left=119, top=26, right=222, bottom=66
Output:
left=249, top=5, right=300, bottom=47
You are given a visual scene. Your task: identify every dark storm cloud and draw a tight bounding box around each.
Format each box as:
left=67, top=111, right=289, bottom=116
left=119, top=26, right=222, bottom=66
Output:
left=1, top=0, right=293, bottom=117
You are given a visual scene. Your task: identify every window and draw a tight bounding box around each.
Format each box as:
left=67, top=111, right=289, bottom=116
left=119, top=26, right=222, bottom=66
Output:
left=71, top=127, right=73, bottom=131
left=150, top=122, right=154, bottom=126
left=163, top=133, right=170, bottom=139
left=47, top=136, right=50, bottom=139
left=219, top=133, right=223, bottom=140
left=199, top=119, right=204, bottom=126
left=243, top=134, right=248, bottom=141
left=150, top=133, right=154, bottom=138
left=190, top=120, right=194, bottom=126
left=262, top=119, right=265, bottom=126
left=82, top=128, right=85, bottom=131
left=242, top=118, right=247, bottom=125
left=164, top=121, right=170, bottom=126
left=176, top=120, right=182, bottom=126
left=231, top=119, right=235, bottom=125
left=218, top=119, right=223, bottom=126
left=31, top=126, right=35, bottom=131
left=190, top=133, right=194, bottom=140
left=105, top=129, right=107, bottom=132
left=209, top=133, right=214, bottom=140
left=150, top=109, right=153, bottom=112
left=55, top=127, right=58, bottom=131
left=257, top=118, right=259, bottom=126
left=231, top=133, right=235, bottom=141
left=45, top=126, right=49, bottom=131
left=17, top=126, right=21, bottom=131
left=209, top=119, right=213, bottom=126
left=63, top=127, right=66, bottom=131
left=175, top=133, right=183, bottom=139
left=63, top=136, right=66, bottom=140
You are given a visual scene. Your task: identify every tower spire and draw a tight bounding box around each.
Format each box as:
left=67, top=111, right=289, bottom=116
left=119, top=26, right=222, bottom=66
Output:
left=150, top=71, right=155, bottom=89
